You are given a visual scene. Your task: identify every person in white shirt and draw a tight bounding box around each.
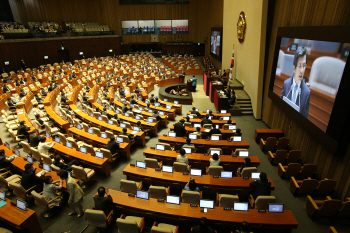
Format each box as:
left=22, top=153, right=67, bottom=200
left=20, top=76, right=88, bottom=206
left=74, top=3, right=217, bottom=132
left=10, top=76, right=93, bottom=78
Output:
left=176, top=148, right=189, bottom=165
left=209, top=153, right=220, bottom=166
left=38, top=137, right=54, bottom=154
left=33, top=104, right=47, bottom=118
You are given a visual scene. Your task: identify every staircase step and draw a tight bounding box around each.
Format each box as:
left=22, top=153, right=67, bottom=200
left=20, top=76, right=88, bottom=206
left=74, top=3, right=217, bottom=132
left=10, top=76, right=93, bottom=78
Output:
left=239, top=104, right=252, bottom=108
left=241, top=111, right=253, bottom=115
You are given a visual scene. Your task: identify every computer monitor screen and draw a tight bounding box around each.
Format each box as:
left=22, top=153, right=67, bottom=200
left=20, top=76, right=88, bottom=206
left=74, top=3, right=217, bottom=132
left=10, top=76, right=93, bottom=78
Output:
left=147, top=110, right=152, bottom=114
left=221, top=171, right=233, bottom=178
left=125, top=113, right=129, bottom=117
left=27, top=156, right=33, bottom=164
left=108, top=120, right=113, bottom=125
left=145, top=100, right=149, bottom=104
left=206, top=109, right=212, bottom=113
left=136, top=161, right=146, bottom=168
left=168, top=132, right=176, bottom=137
left=116, top=110, right=120, bottom=114
left=138, top=97, right=141, bottom=101
left=188, top=115, right=194, bottom=119
left=139, top=107, right=143, bottom=111
left=136, top=190, right=149, bottom=200
left=166, top=105, right=171, bottom=109
left=239, top=151, right=249, bottom=157
left=194, top=123, right=201, bottom=128
left=211, top=135, right=220, bottom=141
left=233, top=136, right=242, bottom=142
left=162, top=165, right=173, bottom=173
left=90, top=113, right=93, bottom=117
left=101, top=133, right=107, bottom=139
left=80, top=147, right=87, bottom=154
left=133, top=126, right=140, bottom=132
left=156, top=144, right=165, bottom=151
left=15, top=149, right=20, bottom=156
left=233, top=203, right=249, bottom=211
left=164, top=99, right=168, bottom=102
left=159, top=111, right=164, bottom=116
left=43, top=163, right=51, bottom=172
left=4, top=142, right=9, bottom=150
left=190, top=168, right=202, bottom=176
left=55, top=137, right=60, bottom=143
left=223, top=116, right=230, bottom=121
left=148, top=118, right=153, bottom=123
left=174, top=101, right=179, bottom=104
left=66, top=142, right=72, bottom=149
left=46, top=132, right=50, bottom=138
left=200, top=200, right=214, bottom=209
left=96, top=151, right=104, bottom=159
left=228, top=125, right=236, bottom=130
left=221, top=110, right=227, bottom=114
left=189, top=134, right=197, bottom=140
left=0, top=190, right=5, bottom=200
left=166, top=195, right=180, bottom=205
left=77, top=124, right=82, bottom=130
left=210, top=150, right=221, bottom=156
left=268, top=204, right=284, bottom=213
left=183, top=147, right=192, bottom=154
left=251, top=172, right=260, bottom=179
left=16, top=199, right=27, bottom=211
left=116, top=137, right=124, bottom=143
left=88, top=128, right=93, bottom=134
left=98, top=116, right=102, bottom=121
left=120, top=123, right=126, bottom=128
left=155, top=103, right=160, bottom=107
left=135, top=116, right=141, bottom=120
left=208, top=116, right=213, bottom=120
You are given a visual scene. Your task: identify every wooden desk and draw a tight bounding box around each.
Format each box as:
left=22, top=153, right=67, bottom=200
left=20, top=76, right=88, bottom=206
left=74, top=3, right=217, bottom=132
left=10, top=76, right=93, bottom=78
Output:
left=186, top=111, right=231, bottom=118
left=159, top=99, right=182, bottom=115
left=16, top=109, right=34, bottom=133
left=109, top=190, right=297, bottom=233
left=123, top=164, right=274, bottom=195
left=169, top=125, right=236, bottom=139
left=44, top=106, right=70, bottom=132
left=254, top=129, right=284, bottom=143
left=131, top=100, right=176, bottom=120
left=68, top=127, right=131, bottom=160
left=214, top=89, right=229, bottom=112
left=143, top=147, right=260, bottom=172
left=209, top=82, right=223, bottom=102
left=132, top=108, right=168, bottom=128
left=158, top=135, right=249, bottom=154
left=179, top=118, right=231, bottom=127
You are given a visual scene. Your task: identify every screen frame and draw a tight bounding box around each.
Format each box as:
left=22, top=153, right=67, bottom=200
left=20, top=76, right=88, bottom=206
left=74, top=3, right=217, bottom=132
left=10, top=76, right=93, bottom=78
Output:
left=210, top=27, right=223, bottom=61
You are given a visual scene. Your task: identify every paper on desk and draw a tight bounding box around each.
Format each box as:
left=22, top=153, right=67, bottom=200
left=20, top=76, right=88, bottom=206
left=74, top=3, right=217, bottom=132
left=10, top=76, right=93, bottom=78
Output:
left=0, top=200, right=7, bottom=208
left=204, top=129, right=210, bottom=133
left=74, top=109, right=80, bottom=112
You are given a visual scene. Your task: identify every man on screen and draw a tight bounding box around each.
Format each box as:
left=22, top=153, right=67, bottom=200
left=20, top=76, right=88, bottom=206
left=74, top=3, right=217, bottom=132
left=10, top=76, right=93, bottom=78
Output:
left=280, top=46, right=310, bottom=118
left=212, top=36, right=217, bottom=55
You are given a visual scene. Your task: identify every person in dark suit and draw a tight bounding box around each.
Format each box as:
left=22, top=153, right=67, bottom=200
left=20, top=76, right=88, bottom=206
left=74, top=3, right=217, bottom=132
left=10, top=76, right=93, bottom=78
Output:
left=2, top=85, right=10, bottom=93
left=107, top=136, right=119, bottom=155
left=208, top=124, right=221, bottom=136
left=20, top=59, right=27, bottom=70
left=152, top=110, right=161, bottom=122
left=192, top=217, right=215, bottom=233
left=280, top=46, right=310, bottom=118
left=233, top=128, right=242, bottom=136
left=0, top=149, right=14, bottom=170
left=53, top=155, right=80, bottom=171
left=149, top=94, right=155, bottom=104
left=17, top=121, right=31, bottom=143
left=7, top=98, right=17, bottom=110
left=190, top=107, right=201, bottom=117
left=237, top=157, right=254, bottom=175
left=35, top=94, right=43, bottom=103
left=94, top=187, right=113, bottom=215
left=201, top=115, right=212, bottom=126
left=101, top=107, right=109, bottom=117
left=22, top=163, right=45, bottom=190
left=121, top=127, right=135, bottom=142
left=121, top=103, right=129, bottom=113
left=61, top=93, right=68, bottom=106
left=19, top=90, right=27, bottom=99
left=130, top=95, right=137, bottom=105
left=41, top=89, right=48, bottom=96
left=249, top=172, right=271, bottom=199
left=173, top=119, right=186, bottom=137
left=15, top=80, right=21, bottom=87
left=29, top=130, right=41, bottom=147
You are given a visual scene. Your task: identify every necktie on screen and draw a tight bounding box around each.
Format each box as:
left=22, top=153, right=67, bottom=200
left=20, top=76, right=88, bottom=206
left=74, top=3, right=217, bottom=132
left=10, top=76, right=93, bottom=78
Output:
left=292, top=85, right=298, bottom=103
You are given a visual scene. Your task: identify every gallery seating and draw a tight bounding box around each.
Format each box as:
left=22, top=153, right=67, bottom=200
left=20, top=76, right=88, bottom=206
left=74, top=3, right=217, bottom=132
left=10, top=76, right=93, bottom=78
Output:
left=306, top=195, right=343, bottom=219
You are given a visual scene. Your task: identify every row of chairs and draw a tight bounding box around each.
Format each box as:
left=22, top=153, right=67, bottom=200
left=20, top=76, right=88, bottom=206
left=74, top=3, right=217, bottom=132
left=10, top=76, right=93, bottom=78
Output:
left=290, top=176, right=337, bottom=197
left=268, top=149, right=301, bottom=165
left=306, top=196, right=350, bottom=219
left=260, top=137, right=289, bottom=152
left=278, top=163, right=317, bottom=179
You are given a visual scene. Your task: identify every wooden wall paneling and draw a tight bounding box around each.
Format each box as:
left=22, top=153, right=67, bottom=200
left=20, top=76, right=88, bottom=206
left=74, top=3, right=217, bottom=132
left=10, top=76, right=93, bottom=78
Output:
left=321, top=152, right=334, bottom=179
left=323, top=0, right=339, bottom=25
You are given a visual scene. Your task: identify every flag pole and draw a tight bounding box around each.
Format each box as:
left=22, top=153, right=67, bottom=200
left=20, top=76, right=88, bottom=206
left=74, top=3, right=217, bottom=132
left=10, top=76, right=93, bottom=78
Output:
left=229, top=44, right=235, bottom=81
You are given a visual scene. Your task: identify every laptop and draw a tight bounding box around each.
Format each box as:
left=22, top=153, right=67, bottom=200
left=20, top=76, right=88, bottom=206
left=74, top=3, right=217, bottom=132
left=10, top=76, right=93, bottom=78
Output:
left=155, top=103, right=160, bottom=107
left=221, top=171, right=233, bottom=178
left=147, top=118, right=154, bottom=123
left=108, top=120, right=113, bottom=125
left=120, top=123, right=126, bottom=128
left=90, top=113, right=93, bottom=117
left=233, top=136, right=242, bottom=142
left=190, top=168, right=202, bottom=177
left=80, top=147, right=87, bottom=154
left=228, top=125, right=236, bottom=130
left=210, top=149, right=221, bottom=156
left=43, top=163, right=51, bottom=172
left=268, top=204, right=284, bottom=213
left=166, top=105, right=171, bottom=110
left=208, top=116, right=213, bottom=120
left=101, top=133, right=107, bottom=139
left=136, top=190, right=149, bottom=200
left=98, top=116, right=102, bottom=121
left=174, top=101, right=179, bottom=105
left=116, top=137, right=124, bottom=143
left=189, top=134, right=197, bottom=140
left=159, top=111, right=164, bottom=116
left=168, top=132, right=176, bottom=138
left=135, top=116, right=141, bottom=120
left=14, top=149, right=20, bottom=157
left=221, top=110, right=227, bottom=114
left=125, top=113, right=129, bottom=117
left=211, top=135, right=220, bottom=141
left=136, top=161, right=146, bottom=168
left=116, top=110, right=120, bottom=114
left=148, top=110, right=153, bottom=113
left=0, top=190, right=5, bottom=200
left=251, top=172, right=260, bottom=180
left=200, top=199, right=214, bottom=209
left=88, top=128, right=93, bottom=134
left=234, top=202, right=249, bottom=211
left=238, top=151, right=249, bottom=157
left=156, top=144, right=165, bottom=151
left=132, top=126, right=140, bottom=135
left=46, top=132, right=50, bottom=138
left=166, top=195, right=180, bottom=205
left=55, top=137, right=60, bottom=143
left=77, top=124, right=82, bottom=130
left=27, top=156, right=33, bottom=164
left=164, top=99, right=168, bottom=102
left=223, top=116, right=230, bottom=121
left=139, top=107, right=143, bottom=111
left=96, top=151, right=104, bottom=159
left=66, top=142, right=72, bottom=149
left=183, top=147, right=192, bottom=154
left=16, top=199, right=27, bottom=211
left=188, top=115, right=194, bottom=119
left=193, top=123, right=201, bottom=128
left=162, top=165, right=173, bottom=173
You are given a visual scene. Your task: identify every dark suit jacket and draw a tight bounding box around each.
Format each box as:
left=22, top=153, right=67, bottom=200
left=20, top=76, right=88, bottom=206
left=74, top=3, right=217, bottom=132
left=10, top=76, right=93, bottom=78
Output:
left=0, top=156, right=13, bottom=169
left=190, top=110, right=201, bottom=117
left=21, top=170, right=44, bottom=190
left=173, top=122, right=186, bottom=137
left=30, top=134, right=40, bottom=147
left=201, top=119, right=212, bottom=126
left=3, top=86, right=9, bottom=93
left=192, top=226, right=215, bottom=233
left=17, top=125, right=30, bottom=136
left=152, top=114, right=161, bottom=122
left=249, top=180, right=272, bottom=199
left=94, top=195, right=113, bottom=215
left=280, top=76, right=310, bottom=118
left=107, top=141, right=119, bottom=155
left=209, top=128, right=221, bottom=136
left=20, top=92, right=27, bottom=98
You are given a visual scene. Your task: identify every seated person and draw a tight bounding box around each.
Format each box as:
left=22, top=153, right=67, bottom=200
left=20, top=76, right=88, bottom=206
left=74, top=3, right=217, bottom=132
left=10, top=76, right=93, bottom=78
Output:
left=41, top=88, right=48, bottom=96
left=34, top=94, right=43, bottom=103
left=193, top=127, right=202, bottom=137
left=35, top=114, right=45, bottom=129
left=10, top=94, right=19, bottom=103
left=121, top=127, right=135, bottom=142
left=234, top=221, right=253, bottom=233
left=107, top=136, right=120, bottom=155
left=184, top=179, right=200, bottom=192
left=237, top=157, right=254, bottom=176
left=53, top=155, right=80, bottom=171
left=121, top=103, right=129, bottom=113
left=208, top=124, right=221, bottom=136
left=29, top=130, right=41, bottom=148
left=249, top=172, right=271, bottom=199
left=152, top=110, right=161, bottom=122
left=208, top=110, right=214, bottom=117
left=136, top=121, right=151, bottom=136
left=19, top=89, right=27, bottom=99
left=234, top=128, right=242, bottom=136
left=38, top=136, right=54, bottom=155
left=22, top=163, right=46, bottom=190
left=33, top=104, right=46, bottom=117
left=201, top=114, right=212, bottom=126
left=7, top=98, right=17, bottom=110
left=43, top=176, right=62, bottom=207
left=60, top=93, right=69, bottom=106
left=17, top=121, right=31, bottom=143
left=192, top=217, right=215, bottom=233
left=149, top=94, right=155, bottom=103
left=176, top=148, right=189, bottom=166
left=94, top=187, right=113, bottom=215
left=190, top=107, right=201, bottom=117
left=182, top=138, right=194, bottom=148
left=0, top=149, right=14, bottom=170
left=209, top=153, right=220, bottom=166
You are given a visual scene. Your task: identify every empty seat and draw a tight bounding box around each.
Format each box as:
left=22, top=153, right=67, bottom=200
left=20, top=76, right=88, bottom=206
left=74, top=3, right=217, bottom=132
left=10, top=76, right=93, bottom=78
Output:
left=306, top=195, right=343, bottom=218
left=181, top=189, right=201, bottom=205
left=299, top=164, right=317, bottom=179
left=216, top=193, right=239, bottom=207
left=268, top=150, right=288, bottom=164
left=278, top=163, right=302, bottom=179
left=145, top=158, right=162, bottom=169
left=120, top=179, right=142, bottom=195
left=240, top=167, right=257, bottom=177
left=71, top=165, right=95, bottom=188
left=314, top=178, right=337, bottom=196
left=206, top=166, right=223, bottom=176
left=290, top=176, right=319, bottom=196
left=173, top=162, right=189, bottom=173
left=149, top=185, right=169, bottom=200
left=151, top=222, right=179, bottom=233
left=32, top=190, right=62, bottom=217
left=250, top=195, right=276, bottom=209
left=85, top=209, right=114, bottom=229
left=116, top=214, right=145, bottom=233
left=260, top=137, right=277, bottom=151
left=285, top=150, right=301, bottom=164
left=275, top=137, right=289, bottom=150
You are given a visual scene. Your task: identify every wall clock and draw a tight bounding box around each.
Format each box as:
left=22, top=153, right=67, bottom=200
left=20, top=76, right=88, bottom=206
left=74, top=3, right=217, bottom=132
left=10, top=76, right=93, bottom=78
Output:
left=151, top=34, right=159, bottom=42
left=237, top=11, right=246, bottom=43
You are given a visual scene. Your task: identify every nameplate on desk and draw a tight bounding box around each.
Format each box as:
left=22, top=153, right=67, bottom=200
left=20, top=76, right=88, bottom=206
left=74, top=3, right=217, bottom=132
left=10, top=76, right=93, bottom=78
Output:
left=205, top=138, right=210, bottom=141
left=176, top=150, right=180, bottom=153
left=243, top=177, right=249, bottom=179
left=128, top=193, right=135, bottom=197
left=150, top=147, right=155, bottom=150
left=163, top=134, right=167, bottom=136
left=130, top=164, right=135, bottom=167
left=155, top=168, right=161, bottom=171
left=157, top=199, right=164, bottom=202
left=258, top=209, right=266, bottom=213
left=190, top=204, right=198, bottom=207
left=74, top=109, right=80, bottom=112
left=204, top=153, right=209, bottom=156
left=224, top=207, right=231, bottom=211
left=213, top=175, right=219, bottom=178
left=183, top=172, right=189, bottom=175
left=232, top=154, right=237, bottom=157
left=183, top=137, right=187, bottom=139
left=227, top=139, right=232, bottom=142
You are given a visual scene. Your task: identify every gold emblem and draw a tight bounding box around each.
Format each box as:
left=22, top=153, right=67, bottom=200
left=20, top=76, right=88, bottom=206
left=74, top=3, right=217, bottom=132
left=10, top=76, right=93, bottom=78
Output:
left=237, top=11, right=246, bottom=43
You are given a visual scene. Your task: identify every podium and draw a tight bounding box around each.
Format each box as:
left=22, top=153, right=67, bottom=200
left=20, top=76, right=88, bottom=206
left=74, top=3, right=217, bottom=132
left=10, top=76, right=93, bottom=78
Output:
left=186, top=79, right=192, bottom=92
left=179, top=75, right=185, bottom=83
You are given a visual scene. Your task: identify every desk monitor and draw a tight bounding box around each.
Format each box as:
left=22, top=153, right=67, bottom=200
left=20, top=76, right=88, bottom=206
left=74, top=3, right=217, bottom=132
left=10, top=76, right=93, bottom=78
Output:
left=98, top=116, right=102, bottom=121
left=116, top=137, right=124, bottom=143
left=189, top=134, right=197, bottom=140
left=223, top=116, right=230, bottom=121
left=88, top=128, right=93, bottom=134
left=168, top=132, right=176, bottom=138
left=120, top=123, right=126, bottom=128
left=43, top=163, right=51, bottom=172
left=211, top=135, right=220, bottom=141
left=66, top=142, right=72, bottom=149
left=90, top=113, right=93, bottom=117
left=208, top=116, right=213, bottom=120
left=96, top=151, right=104, bottom=159
left=174, top=101, right=179, bottom=105
left=148, top=118, right=154, bottom=123
left=136, top=161, right=146, bottom=169
left=268, top=203, right=284, bottom=213
left=228, top=125, right=236, bottom=130
left=116, top=110, right=120, bottom=114
left=125, top=113, right=129, bottom=117
left=221, top=171, right=233, bottom=178
left=233, top=202, right=249, bottom=212
left=183, top=147, right=192, bottom=154
left=27, top=156, right=33, bottom=164
left=77, top=124, right=82, bottom=130
left=188, top=115, right=194, bottom=119
left=46, top=132, right=50, bottom=138
left=195, top=108, right=199, bottom=112
left=55, top=137, right=60, bottom=143
left=233, top=136, right=242, bottom=142
left=108, top=107, right=112, bottom=111
left=193, top=123, right=201, bottom=128
left=206, top=109, right=212, bottom=113
left=80, top=147, right=87, bottom=154
left=0, top=190, right=5, bottom=200
left=135, top=116, right=141, bottom=120
left=133, top=126, right=140, bottom=132
left=156, top=144, right=165, bottom=151
left=210, top=149, right=221, bottom=156
left=238, top=151, right=249, bottom=157
left=155, top=103, right=160, bottom=107
left=166, top=195, right=180, bottom=205
left=16, top=199, right=27, bottom=211
left=166, top=105, right=172, bottom=110
left=159, top=111, right=164, bottom=116
left=190, top=168, right=202, bottom=177
left=164, top=99, right=168, bottom=102
left=148, top=110, right=153, bottom=113
left=251, top=172, right=260, bottom=180
left=139, top=107, right=143, bottom=111
left=138, top=97, right=142, bottom=101
left=145, top=100, right=149, bottom=104
left=15, top=149, right=20, bottom=156
left=214, top=125, right=219, bottom=129
left=101, top=133, right=107, bottom=139
left=162, top=165, right=173, bottom=173
left=221, top=110, right=227, bottom=114
left=136, top=190, right=149, bottom=200
left=108, top=120, right=113, bottom=125
left=4, top=61, right=9, bottom=66
left=200, top=199, right=214, bottom=209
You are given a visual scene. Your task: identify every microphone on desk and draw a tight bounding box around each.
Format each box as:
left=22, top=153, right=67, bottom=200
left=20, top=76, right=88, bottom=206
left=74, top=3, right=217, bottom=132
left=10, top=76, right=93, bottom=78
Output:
left=286, top=83, right=295, bottom=100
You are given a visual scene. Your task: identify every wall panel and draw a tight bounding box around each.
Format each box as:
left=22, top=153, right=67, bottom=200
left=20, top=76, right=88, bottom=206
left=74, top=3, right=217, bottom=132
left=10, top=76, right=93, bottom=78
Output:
left=262, top=0, right=350, bottom=199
